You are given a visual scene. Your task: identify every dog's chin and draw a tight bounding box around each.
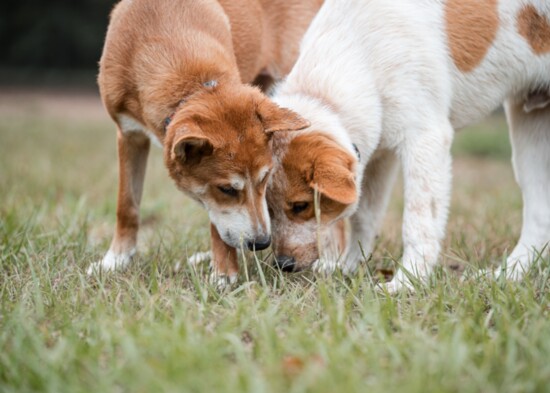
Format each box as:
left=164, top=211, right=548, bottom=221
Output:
left=216, top=232, right=240, bottom=250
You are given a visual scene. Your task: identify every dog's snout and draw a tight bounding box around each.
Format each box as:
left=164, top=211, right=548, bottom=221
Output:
left=247, top=235, right=271, bottom=251
left=274, top=256, right=296, bottom=272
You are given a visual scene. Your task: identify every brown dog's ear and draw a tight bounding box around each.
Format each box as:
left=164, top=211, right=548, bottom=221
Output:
left=256, top=99, right=310, bottom=133
left=310, top=149, right=357, bottom=205
left=170, top=123, right=214, bottom=165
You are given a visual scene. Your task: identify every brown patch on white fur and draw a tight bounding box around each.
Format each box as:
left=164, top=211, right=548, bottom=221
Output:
left=281, top=132, right=356, bottom=222
left=267, top=132, right=356, bottom=270
left=445, top=0, right=499, bottom=72
left=517, top=5, right=550, bottom=55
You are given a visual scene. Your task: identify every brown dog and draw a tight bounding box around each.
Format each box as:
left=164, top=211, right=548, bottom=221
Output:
left=88, top=0, right=321, bottom=283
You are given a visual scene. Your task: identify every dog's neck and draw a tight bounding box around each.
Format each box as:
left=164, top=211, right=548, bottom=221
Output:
left=273, top=92, right=357, bottom=157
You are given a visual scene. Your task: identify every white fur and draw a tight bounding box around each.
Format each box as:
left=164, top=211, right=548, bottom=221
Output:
left=229, top=175, right=246, bottom=191
left=87, top=248, right=135, bottom=275
left=208, top=196, right=270, bottom=249
left=272, top=0, right=550, bottom=291
left=257, top=166, right=271, bottom=184
left=209, top=270, right=238, bottom=289
left=117, top=114, right=162, bottom=148
left=498, top=96, right=550, bottom=280
left=187, top=251, right=212, bottom=266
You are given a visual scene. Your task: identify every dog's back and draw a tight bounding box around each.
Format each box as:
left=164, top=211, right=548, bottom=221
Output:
left=283, top=0, right=549, bottom=136
left=99, top=0, right=241, bottom=132
left=445, top=0, right=549, bottom=127
left=99, top=0, right=323, bottom=135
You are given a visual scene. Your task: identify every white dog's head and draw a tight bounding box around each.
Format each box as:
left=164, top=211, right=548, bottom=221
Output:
left=267, top=132, right=358, bottom=271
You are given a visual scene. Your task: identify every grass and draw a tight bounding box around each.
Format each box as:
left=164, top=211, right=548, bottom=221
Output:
left=452, top=110, right=512, bottom=160
left=1, top=92, right=549, bottom=393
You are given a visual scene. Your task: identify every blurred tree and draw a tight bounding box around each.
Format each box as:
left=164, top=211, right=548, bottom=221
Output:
left=0, top=0, right=116, bottom=70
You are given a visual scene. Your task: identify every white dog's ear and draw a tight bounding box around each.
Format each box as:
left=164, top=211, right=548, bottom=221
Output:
left=169, top=122, right=215, bottom=165
left=256, top=99, right=310, bottom=133
left=310, top=150, right=357, bottom=205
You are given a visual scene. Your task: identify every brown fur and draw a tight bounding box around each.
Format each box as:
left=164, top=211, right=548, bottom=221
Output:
left=517, top=4, right=550, bottom=55
left=163, top=84, right=307, bottom=217
left=445, top=0, right=499, bottom=72
left=334, top=219, right=348, bottom=257
left=97, top=0, right=320, bottom=275
left=266, top=132, right=356, bottom=271
left=282, top=133, right=357, bottom=221
left=210, top=223, right=238, bottom=277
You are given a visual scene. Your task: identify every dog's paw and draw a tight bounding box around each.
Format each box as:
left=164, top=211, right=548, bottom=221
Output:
left=87, top=249, right=134, bottom=275
left=340, top=257, right=361, bottom=276
left=340, top=245, right=372, bottom=276
left=495, top=261, right=528, bottom=281
left=312, top=258, right=338, bottom=276
left=188, top=251, right=212, bottom=266
left=174, top=251, right=212, bottom=272
left=494, top=245, right=545, bottom=281
left=380, top=270, right=415, bottom=293
left=209, top=272, right=238, bottom=290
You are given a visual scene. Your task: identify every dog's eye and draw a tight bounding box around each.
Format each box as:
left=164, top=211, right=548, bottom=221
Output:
left=218, top=185, right=239, bottom=197
left=291, top=202, right=309, bottom=214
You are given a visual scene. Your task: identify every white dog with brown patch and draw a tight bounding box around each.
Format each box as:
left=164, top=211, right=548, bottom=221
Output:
left=266, top=0, right=550, bottom=290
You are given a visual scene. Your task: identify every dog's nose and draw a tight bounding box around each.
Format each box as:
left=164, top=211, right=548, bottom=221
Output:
left=275, top=256, right=296, bottom=272
left=247, top=236, right=271, bottom=251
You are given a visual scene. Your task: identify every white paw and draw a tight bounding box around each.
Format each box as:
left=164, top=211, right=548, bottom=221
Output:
left=174, top=251, right=212, bottom=272
left=209, top=272, right=238, bottom=290
left=381, top=270, right=415, bottom=293
left=312, top=257, right=338, bottom=276
left=340, top=253, right=363, bottom=276
left=87, top=249, right=134, bottom=275
left=496, top=244, right=548, bottom=281
left=188, top=251, right=212, bottom=266
left=341, top=245, right=371, bottom=276
left=495, top=260, right=529, bottom=281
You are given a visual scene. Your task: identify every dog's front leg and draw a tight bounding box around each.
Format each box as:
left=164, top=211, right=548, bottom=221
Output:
left=384, top=122, right=453, bottom=292
left=209, top=223, right=239, bottom=287
left=88, top=130, right=150, bottom=274
left=342, top=149, right=399, bottom=274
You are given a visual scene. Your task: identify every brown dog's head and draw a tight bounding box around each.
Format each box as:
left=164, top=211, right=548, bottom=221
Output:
left=164, top=85, right=309, bottom=251
left=268, top=132, right=358, bottom=271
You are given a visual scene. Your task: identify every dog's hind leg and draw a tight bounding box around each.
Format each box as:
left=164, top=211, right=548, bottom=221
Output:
left=342, top=149, right=399, bottom=275
left=88, top=127, right=150, bottom=274
left=499, top=97, right=550, bottom=280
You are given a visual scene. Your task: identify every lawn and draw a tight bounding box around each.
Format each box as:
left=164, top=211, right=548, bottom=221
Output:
left=1, top=90, right=549, bottom=393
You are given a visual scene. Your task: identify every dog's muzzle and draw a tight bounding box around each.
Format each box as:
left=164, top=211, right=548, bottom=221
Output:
left=274, top=255, right=296, bottom=272
left=246, top=235, right=271, bottom=251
